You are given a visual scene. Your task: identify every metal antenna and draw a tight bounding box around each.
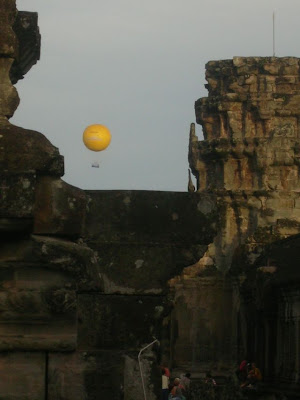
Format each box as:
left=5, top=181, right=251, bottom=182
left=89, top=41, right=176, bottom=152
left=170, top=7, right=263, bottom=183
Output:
left=273, top=11, right=276, bottom=57
left=138, top=338, right=159, bottom=400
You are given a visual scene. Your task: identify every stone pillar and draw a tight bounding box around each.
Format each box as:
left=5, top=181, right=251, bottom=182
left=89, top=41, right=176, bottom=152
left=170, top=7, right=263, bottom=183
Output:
left=0, top=2, right=96, bottom=399
left=277, top=289, right=300, bottom=383
left=0, top=0, right=19, bottom=124
left=0, top=1, right=65, bottom=233
left=169, top=277, right=239, bottom=374
left=0, top=352, right=46, bottom=399
left=0, top=1, right=86, bottom=236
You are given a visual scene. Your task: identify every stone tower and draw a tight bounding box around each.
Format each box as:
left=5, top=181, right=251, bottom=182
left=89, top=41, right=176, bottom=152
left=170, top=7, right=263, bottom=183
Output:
left=168, top=57, right=300, bottom=383
left=189, top=57, right=300, bottom=271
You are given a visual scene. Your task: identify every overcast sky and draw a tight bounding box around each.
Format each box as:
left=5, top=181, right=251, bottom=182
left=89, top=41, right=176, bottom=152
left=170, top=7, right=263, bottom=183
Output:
left=13, top=0, right=300, bottom=192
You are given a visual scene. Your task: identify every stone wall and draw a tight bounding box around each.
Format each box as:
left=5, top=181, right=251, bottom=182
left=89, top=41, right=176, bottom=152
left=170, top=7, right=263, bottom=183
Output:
left=79, top=190, right=216, bottom=399
left=241, top=235, right=300, bottom=391
left=84, top=190, right=215, bottom=294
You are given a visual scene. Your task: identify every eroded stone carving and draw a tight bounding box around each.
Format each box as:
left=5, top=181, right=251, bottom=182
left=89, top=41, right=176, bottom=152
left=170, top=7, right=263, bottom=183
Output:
left=167, top=57, right=300, bottom=384
left=192, top=57, right=300, bottom=193
left=187, top=57, right=300, bottom=273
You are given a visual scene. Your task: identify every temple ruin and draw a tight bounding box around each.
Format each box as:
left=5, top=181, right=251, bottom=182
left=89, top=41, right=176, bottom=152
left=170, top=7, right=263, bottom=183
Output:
left=0, top=1, right=300, bottom=399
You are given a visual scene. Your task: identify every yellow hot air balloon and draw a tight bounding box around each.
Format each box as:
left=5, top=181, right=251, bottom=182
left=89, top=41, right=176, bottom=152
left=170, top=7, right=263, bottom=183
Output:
left=83, top=124, right=111, bottom=152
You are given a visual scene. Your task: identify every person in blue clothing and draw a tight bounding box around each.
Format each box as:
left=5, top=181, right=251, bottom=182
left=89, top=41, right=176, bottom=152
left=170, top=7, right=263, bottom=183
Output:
left=170, top=378, right=186, bottom=400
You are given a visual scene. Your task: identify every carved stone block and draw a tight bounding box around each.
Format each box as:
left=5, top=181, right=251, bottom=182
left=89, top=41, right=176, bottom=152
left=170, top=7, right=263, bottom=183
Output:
left=0, top=0, right=18, bottom=58
left=77, top=293, right=165, bottom=350
left=10, top=11, right=41, bottom=84
left=0, top=123, right=64, bottom=175
left=0, top=172, right=35, bottom=231
left=0, top=352, right=45, bottom=399
left=34, top=177, right=87, bottom=237
left=47, top=351, right=125, bottom=400
left=0, top=235, right=100, bottom=350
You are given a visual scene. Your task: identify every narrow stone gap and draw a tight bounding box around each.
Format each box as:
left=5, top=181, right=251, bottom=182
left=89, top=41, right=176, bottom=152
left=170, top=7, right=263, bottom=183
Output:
left=45, top=351, right=49, bottom=400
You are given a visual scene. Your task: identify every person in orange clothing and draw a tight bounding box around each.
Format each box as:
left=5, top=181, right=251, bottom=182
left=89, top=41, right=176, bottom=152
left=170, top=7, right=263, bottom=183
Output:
left=241, top=362, right=262, bottom=388
left=160, top=365, right=170, bottom=378
left=248, top=363, right=262, bottom=383
left=170, top=378, right=185, bottom=400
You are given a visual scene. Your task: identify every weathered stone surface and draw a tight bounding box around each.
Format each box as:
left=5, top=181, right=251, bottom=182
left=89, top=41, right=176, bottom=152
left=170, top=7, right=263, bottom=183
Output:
left=0, top=0, right=18, bottom=58
left=94, top=242, right=206, bottom=294
left=85, top=190, right=216, bottom=244
left=232, top=235, right=300, bottom=386
left=34, top=177, right=87, bottom=237
left=34, top=342, right=159, bottom=400
left=78, top=293, right=166, bottom=350
left=124, top=353, right=160, bottom=400
left=0, top=57, right=19, bottom=119
left=48, top=351, right=126, bottom=400
left=0, top=123, right=64, bottom=175
left=170, top=277, right=238, bottom=372
left=188, top=58, right=300, bottom=273
left=84, top=190, right=214, bottom=294
left=169, top=57, right=300, bottom=386
left=0, top=172, right=35, bottom=222
left=0, top=235, right=100, bottom=287
left=0, top=351, right=45, bottom=400
left=0, top=1, right=20, bottom=122
left=0, top=235, right=100, bottom=350
left=47, top=345, right=159, bottom=400
left=193, top=57, right=300, bottom=193
left=10, top=11, right=41, bottom=84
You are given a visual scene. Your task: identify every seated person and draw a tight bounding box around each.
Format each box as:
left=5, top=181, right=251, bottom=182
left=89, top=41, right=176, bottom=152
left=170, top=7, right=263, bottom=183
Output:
left=205, top=372, right=216, bottom=386
left=241, top=362, right=262, bottom=388
left=170, top=377, right=185, bottom=399
left=236, top=360, right=248, bottom=383
left=180, top=372, right=191, bottom=392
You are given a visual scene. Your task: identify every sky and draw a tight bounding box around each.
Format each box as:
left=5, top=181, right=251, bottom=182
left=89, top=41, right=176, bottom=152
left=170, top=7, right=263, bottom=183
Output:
left=12, top=0, right=300, bottom=192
